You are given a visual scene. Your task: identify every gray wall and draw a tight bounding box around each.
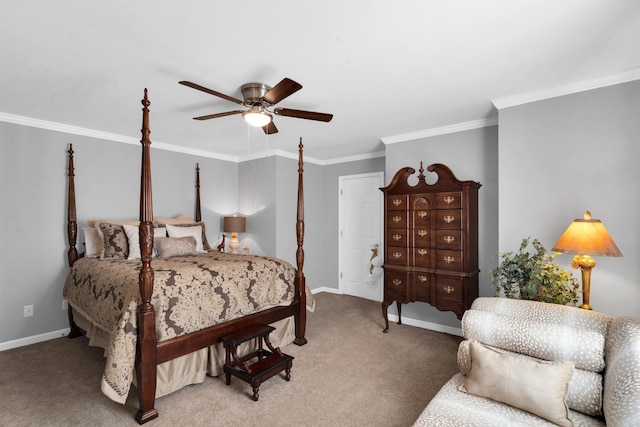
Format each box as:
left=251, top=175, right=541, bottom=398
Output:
left=0, top=121, right=237, bottom=344
left=384, top=126, right=500, bottom=329
left=238, top=156, right=277, bottom=256
left=498, top=80, right=640, bottom=318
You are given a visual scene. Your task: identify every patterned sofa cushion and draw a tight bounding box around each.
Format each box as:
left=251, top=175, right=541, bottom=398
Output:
left=462, top=298, right=611, bottom=372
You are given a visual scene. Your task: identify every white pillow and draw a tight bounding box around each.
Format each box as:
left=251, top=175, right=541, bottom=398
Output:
left=83, top=227, right=102, bottom=258
left=124, top=225, right=167, bottom=260
left=165, top=224, right=206, bottom=253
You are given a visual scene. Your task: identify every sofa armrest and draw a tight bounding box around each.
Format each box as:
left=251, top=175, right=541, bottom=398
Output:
left=603, top=316, right=640, bottom=426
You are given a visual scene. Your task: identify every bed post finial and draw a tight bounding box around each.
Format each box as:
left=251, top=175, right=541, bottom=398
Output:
left=294, top=137, right=307, bottom=345
left=67, top=143, right=79, bottom=266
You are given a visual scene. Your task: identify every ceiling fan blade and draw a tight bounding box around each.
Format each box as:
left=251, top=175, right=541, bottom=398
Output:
left=263, top=121, right=278, bottom=134
left=179, top=81, right=244, bottom=105
left=193, top=110, right=244, bottom=120
left=274, top=107, right=333, bottom=122
left=262, top=78, right=302, bottom=105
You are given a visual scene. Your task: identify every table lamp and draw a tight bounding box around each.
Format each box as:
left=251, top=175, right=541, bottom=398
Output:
left=552, top=211, right=622, bottom=310
left=223, top=216, right=246, bottom=254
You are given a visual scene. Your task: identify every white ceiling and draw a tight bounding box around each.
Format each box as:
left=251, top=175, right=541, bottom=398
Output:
left=2, top=1, right=639, bottom=163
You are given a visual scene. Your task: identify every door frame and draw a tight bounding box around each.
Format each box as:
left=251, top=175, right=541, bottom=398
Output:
left=338, top=171, right=385, bottom=301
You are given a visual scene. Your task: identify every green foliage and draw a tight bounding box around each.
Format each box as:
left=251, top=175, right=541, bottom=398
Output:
left=490, top=237, right=579, bottom=306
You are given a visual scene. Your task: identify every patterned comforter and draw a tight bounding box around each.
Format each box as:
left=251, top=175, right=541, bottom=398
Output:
left=63, top=251, right=297, bottom=403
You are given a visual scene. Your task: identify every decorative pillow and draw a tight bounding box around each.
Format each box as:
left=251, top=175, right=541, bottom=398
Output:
left=98, top=222, right=129, bottom=259
left=155, top=236, right=197, bottom=259
left=123, top=225, right=167, bottom=260
left=83, top=227, right=102, bottom=258
left=460, top=340, right=575, bottom=427
left=156, top=217, right=212, bottom=251
left=165, top=224, right=207, bottom=253
left=457, top=340, right=603, bottom=416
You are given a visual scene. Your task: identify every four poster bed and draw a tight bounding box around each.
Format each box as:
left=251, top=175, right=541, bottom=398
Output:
left=63, top=89, right=309, bottom=424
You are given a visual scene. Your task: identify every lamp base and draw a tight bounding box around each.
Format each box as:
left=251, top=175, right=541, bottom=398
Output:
left=573, top=254, right=596, bottom=311
left=228, top=232, right=240, bottom=254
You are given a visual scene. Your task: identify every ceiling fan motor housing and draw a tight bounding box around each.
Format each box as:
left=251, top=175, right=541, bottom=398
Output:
left=241, top=82, right=272, bottom=105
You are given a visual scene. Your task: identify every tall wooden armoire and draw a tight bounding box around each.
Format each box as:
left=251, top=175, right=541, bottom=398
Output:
left=381, top=163, right=481, bottom=332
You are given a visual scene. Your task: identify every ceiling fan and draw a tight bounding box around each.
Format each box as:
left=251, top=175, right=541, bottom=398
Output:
left=178, top=78, right=333, bottom=134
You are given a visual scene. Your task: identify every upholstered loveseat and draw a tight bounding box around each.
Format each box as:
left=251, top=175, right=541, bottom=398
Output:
left=413, top=297, right=640, bottom=426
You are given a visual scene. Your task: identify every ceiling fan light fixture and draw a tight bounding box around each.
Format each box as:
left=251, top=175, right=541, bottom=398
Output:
left=243, top=107, right=272, bottom=127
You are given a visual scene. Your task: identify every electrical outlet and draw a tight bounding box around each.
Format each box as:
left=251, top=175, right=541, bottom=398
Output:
left=62, top=299, right=68, bottom=310
left=24, top=305, right=34, bottom=317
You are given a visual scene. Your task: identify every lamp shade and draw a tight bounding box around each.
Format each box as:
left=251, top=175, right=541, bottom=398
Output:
left=552, top=211, right=622, bottom=257
left=223, top=216, right=246, bottom=233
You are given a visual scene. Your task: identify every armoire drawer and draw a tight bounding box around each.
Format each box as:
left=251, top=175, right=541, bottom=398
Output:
left=386, top=247, right=409, bottom=265
left=385, top=271, right=411, bottom=302
left=387, top=212, right=408, bottom=229
left=435, top=209, right=462, bottom=230
left=412, top=272, right=431, bottom=302
left=412, top=247, right=433, bottom=267
left=435, top=230, right=462, bottom=250
left=387, top=229, right=409, bottom=247
left=435, top=191, right=462, bottom=209
left=387, top=195, right=408, bottom=211
left=435, top=277, right=464, bottom=303
left=436, top=250, right=463, bottom=271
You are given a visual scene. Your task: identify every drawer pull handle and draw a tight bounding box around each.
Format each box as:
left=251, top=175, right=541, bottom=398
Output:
left=417, top=211, right=427, bottom=218
left=392, top=278, right=402, bottom=286
left=392, top=234, right=402, bottom=241
left=443, top=196, right=455, bottom=204
left=393, top=252, right=402, bottom=259
left=443, top=215, right=455, bottom=224
left=444, top=235, right=455, bottom=244
left=418, top=275, right=428, bottom=283
left=392, top=199, right=402, bottom=207
left=392, top=216, right=402, bottom=223
left=417, top=249, right=428, bottom=256
left=443, top=256, right=456, bottom=264
left=443, top=285, right=455, bottom=294
left=417, top=230, right=427, bottom=237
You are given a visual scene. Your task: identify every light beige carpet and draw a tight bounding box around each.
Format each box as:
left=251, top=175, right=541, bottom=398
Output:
left=0, top=292, right=462, bottom=426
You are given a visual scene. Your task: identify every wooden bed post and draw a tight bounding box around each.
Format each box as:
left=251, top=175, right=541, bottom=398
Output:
left=67, top=144, right=79, bottom=267
left=66, top=144, right=84, bottom=339
left=195, top=163, right=202, bottom=222
left=135, top=89, right=159, bottom=424
left=294, top=138, right=308, bottom=345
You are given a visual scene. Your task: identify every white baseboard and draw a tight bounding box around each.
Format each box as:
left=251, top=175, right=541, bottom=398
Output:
left=387, top=314, right=462, bottom=337
left=311, top=288, right=463, bottom=337
left=0, top=328, right=71, bottom=352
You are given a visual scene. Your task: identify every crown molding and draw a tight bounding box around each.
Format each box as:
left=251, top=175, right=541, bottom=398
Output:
left=0, top=112, right=385, bottom=166
left=380, top=117, right=498, bottom=145
left=492, top=67, right=640, bottom=110
left=0, top=112, right=240, bottom=162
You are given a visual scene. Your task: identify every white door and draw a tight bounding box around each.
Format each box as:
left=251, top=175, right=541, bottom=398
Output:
left=339, top=172, right=384, bottom=301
